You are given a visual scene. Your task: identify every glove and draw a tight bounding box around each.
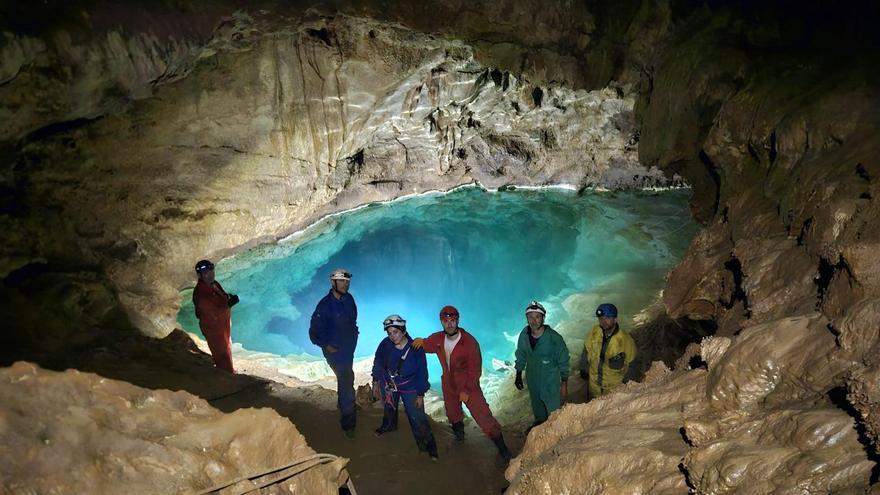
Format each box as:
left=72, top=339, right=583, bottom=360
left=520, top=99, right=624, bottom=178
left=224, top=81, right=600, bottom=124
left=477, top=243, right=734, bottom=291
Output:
left=458, top=392, right=470, bottom=403
left=227, top=294, right=240, bottom=307
left=580, top=369, right=588, bottom=381
left=411, top=338, right=424, bottom=350
left=514, top=371, right=524, bottom=390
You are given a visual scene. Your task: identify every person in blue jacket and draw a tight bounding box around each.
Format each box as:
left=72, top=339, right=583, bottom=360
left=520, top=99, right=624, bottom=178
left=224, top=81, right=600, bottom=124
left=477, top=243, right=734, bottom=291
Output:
left=371, top=314, right=438, bottom=460
left=309, top=268, right=359, bottom=438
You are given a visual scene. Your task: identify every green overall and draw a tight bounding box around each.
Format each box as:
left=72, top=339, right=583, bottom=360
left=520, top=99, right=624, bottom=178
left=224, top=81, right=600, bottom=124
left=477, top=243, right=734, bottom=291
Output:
left=514, top=325, right=570, bottom=423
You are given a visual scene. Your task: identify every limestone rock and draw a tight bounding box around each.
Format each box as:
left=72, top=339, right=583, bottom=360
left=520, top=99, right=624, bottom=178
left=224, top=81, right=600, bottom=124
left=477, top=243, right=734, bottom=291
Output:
left=506, top=369, right=705, bottom=494
left=0, top=362, right=348, bottom=494
left=3, top=13, right=667, bottom=339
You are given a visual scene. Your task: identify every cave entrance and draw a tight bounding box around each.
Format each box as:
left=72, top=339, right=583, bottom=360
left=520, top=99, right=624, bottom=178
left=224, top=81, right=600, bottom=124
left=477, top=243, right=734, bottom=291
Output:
left=177, top=186, right=698, bottom=408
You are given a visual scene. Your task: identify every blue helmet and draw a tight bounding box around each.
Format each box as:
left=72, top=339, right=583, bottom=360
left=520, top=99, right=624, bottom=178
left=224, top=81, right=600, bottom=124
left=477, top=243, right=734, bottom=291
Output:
left=596, top=303, right=618, bottom=318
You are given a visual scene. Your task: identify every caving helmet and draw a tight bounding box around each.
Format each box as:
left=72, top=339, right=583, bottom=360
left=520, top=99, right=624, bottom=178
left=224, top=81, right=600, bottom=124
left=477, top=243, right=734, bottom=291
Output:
left=595, top=303, right=618, bottom=318
left=525, top=300, right=546, bottom=316
left=439, top=305, right=459, bottom=320
left=195, top=259, right=214, bottom=273
left=330, top=268, right=352, bottom=281
left=383, top=314, right=407, bottom=331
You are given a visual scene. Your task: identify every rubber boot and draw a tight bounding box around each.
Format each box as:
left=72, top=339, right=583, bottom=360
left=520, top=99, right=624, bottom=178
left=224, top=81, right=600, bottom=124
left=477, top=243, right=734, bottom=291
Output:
left=493, top=434, right=513, bottom=462
left=451, top=421, right=465, bottom=441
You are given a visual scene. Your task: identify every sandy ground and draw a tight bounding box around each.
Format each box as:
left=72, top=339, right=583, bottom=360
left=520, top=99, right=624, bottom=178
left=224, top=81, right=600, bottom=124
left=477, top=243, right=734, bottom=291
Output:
left=218, top=352, right=525, bottom=494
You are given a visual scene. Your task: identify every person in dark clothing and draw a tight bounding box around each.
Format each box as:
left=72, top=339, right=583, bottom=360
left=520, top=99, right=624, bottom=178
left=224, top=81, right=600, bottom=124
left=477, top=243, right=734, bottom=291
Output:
left=192, top=259, right=239, bottom=373
left=371, top=314, right=438, bottom=460
left=309, top=268, right=359, bottom=438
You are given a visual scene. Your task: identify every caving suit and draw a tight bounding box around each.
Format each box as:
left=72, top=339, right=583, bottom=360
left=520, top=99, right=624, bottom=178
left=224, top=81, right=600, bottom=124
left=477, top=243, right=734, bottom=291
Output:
left=309, top=290, right=359, bottom=432
left=514, top=325, right=570, bottom=423
left=580, top=324, right=637, bottom=399
left=422, top=328, right=503, bottom=440
left=193, top=279, right=235, bottom=373
left=372, top=336, right=438, bottom=456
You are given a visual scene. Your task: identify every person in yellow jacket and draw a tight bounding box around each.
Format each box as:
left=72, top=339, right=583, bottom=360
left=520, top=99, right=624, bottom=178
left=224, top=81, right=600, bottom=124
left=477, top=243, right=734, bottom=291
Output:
left=579, top=303, right=638, bottom=399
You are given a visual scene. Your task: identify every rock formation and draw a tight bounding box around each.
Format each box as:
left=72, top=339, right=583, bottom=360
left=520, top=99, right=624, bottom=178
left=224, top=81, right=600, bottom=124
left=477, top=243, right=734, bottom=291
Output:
left=2, top=10, right=659, bottom=340
left=507, top=2, right=880, bottom=493
left=0, top=362, right=350, bottom=494
left=3, top=0, right=880, bottom=493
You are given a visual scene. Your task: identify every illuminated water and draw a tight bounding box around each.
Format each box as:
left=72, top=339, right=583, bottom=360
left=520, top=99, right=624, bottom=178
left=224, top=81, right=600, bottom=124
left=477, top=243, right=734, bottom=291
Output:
left=178, top=186, right=698, bottom=404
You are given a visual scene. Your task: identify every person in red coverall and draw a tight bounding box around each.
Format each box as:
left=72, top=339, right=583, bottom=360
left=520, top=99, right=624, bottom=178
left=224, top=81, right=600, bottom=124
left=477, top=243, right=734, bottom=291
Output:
left=412, top=305, right=513, bottom=461
left=192, top=259, right=239, bottom=373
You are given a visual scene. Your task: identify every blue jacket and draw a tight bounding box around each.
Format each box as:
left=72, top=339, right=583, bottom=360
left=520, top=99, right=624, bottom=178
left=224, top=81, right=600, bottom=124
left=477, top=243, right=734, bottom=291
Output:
left=309, top=290, right=359, bottom=361
left=371, top=336, right=430, bottom=396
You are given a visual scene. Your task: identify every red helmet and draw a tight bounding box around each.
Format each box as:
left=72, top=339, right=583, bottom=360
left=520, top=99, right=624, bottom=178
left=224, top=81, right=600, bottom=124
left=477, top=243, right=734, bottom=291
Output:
left=439, top=305, right=459, bottom=320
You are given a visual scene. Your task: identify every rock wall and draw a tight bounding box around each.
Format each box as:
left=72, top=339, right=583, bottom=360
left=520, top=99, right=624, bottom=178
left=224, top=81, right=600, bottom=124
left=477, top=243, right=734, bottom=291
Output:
left=508, top=2, right=880, bottom=492
left=4, top=1, right=880, bottom=493
left=507, top=332, right=874, bottom=493
left=2, top=10, right=665, bottom=342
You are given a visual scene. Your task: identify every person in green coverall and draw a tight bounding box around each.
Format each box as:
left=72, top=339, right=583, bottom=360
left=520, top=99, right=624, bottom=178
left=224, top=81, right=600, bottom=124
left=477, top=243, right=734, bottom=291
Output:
left=513, top=300, right=570, bottom=430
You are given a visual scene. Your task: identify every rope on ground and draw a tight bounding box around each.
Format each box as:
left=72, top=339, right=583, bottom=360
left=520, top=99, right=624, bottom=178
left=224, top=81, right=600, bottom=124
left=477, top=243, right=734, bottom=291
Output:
left=205, top=379, right=269, bottom=402
left=197, top=453, right=357, bottom=495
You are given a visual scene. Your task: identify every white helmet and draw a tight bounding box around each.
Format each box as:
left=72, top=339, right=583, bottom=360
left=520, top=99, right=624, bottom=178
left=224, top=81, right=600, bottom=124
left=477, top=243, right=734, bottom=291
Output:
left=525, top=300, right=546, bottom=316
left=383, top=314, right=407, bottom=330
left=330, top=268, right=352, bottom=281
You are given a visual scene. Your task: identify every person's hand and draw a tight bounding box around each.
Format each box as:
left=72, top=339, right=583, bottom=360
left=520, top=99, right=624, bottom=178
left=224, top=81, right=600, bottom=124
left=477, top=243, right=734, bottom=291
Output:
left=458, top=392, right=469, bottom=403
left=560, top=381, right=568, bottom=403
left=325, top=345, right=338, bottom=353
left=415, top=396, right=424, bottom=409
left=411, top=338, right=424, bottom=350
left=580, top=369, right=588, bottom=381
left=372, top=382, right=381, bottom=401
left=514, top=371, right=524, bottom=390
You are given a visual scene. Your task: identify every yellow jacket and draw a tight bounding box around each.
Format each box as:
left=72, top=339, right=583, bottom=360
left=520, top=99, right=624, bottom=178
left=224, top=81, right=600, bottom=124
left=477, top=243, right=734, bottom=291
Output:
left=582, top=324, right=637, bottom=398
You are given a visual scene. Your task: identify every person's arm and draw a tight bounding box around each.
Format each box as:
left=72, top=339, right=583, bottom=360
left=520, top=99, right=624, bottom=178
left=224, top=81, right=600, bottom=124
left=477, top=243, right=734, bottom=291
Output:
left=556, top=333, right=571, bottom=384
left=414, top=348, right=430, bottom=396
left=624, top=360, right=639, bottom=383
left=308, top=300, right=327, bottom=348
left=371, top=340, right=386, bottom=384
left=351, top=298, right=358, bottom=331
left=514, top=332, right=527, bottom=372
left=194, top=284, right=225, bottom=321
left=463, top=338, right=483, bottom=396
left=192, top=289, right=203, bottom=321
left=421, top=333, right=441, bottom=354
left=456, top=338, right=481, bottom=401
left=554, top=334, right=570, bottom=402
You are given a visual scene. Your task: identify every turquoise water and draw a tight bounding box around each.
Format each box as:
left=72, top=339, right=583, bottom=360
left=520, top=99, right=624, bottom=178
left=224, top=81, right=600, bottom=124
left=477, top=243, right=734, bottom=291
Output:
left=178, top=186, right=698, bottom=394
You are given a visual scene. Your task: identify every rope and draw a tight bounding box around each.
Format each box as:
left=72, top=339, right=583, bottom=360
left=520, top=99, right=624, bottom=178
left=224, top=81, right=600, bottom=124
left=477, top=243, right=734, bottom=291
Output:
left=197, top=453, right=357, bottom=495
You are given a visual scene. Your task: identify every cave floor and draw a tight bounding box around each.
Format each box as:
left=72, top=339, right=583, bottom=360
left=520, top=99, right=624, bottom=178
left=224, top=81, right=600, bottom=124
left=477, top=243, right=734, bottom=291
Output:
left=8, top=327, right=514, bottom=494
left=210, top=380, right=514, bottom=494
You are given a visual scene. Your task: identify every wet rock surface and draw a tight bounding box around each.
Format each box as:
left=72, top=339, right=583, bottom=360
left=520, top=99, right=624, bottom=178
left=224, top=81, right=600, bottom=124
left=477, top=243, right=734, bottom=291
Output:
left=4, top=1, right=880, bottom=494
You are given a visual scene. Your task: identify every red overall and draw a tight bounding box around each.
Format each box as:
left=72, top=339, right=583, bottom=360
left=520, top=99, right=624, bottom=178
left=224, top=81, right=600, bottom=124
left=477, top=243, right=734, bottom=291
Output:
left=423, top=328, right=502, bottom=439
left=193, top=279, right=234, bottom=373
